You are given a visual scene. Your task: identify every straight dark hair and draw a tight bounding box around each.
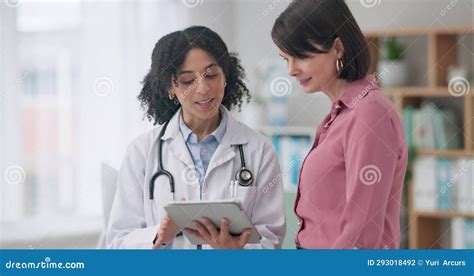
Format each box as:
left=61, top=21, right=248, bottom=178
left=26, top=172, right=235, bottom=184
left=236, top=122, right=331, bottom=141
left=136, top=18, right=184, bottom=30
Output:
left=271, top=0, right=370, bottom=82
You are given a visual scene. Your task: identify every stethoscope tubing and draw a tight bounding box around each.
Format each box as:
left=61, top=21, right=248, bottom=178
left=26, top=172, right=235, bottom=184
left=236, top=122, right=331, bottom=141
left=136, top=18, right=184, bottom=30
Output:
left=148, top=119, right=253, bottom=201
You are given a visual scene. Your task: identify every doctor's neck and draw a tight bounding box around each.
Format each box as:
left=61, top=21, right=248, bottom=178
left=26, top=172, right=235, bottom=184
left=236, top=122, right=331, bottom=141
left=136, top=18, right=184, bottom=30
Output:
left=182, top=110, right=221, bottom=142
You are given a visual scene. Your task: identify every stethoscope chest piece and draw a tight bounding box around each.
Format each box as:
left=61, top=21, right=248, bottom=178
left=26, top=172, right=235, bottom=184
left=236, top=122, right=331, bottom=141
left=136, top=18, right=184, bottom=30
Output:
left=235, top=167, right=253, bottom=187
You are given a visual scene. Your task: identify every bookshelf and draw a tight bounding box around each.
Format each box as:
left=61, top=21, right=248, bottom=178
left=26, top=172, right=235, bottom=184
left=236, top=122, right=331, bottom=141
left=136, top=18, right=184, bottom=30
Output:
left=365, top=27, right=473, bottom=249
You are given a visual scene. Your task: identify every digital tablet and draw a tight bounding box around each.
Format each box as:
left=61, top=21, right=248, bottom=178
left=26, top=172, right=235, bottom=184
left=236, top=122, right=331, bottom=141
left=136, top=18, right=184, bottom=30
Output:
left=164, top=200, right=261, bottom=245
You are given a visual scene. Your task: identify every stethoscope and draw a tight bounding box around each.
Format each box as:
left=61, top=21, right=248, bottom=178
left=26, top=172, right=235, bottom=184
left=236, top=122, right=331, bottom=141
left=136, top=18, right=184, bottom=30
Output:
left=149, top=120, right=254, bottom=202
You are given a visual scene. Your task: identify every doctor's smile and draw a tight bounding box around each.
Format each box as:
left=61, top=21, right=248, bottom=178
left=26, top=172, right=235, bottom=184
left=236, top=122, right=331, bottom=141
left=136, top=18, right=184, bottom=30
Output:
left=194, top=98, right=214, bottom=108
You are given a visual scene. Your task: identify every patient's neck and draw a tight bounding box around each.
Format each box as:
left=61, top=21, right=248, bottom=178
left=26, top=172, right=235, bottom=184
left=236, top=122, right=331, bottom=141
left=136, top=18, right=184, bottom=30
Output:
left=323, top=78, right=349, bottom=103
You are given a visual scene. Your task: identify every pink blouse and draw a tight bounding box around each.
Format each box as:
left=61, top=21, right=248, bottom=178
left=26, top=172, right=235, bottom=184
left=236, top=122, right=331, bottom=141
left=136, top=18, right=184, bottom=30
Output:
left=294, top=75, right=408, bottom=249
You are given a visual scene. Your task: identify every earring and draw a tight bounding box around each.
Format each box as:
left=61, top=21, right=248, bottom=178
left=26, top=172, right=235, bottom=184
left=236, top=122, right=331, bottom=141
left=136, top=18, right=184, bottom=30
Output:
left=224, top=82, right=227, bottom=87
left=168, top=91, right=175, bottom=100
left=336, top=59, right=344, bottom=73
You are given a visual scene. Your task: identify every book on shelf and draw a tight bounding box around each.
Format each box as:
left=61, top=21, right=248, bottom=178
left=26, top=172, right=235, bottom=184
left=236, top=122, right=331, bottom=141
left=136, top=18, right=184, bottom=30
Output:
left=437, top=159, right=454, bottom=211
left=451, top=218, right=474, bottom=249
left=403, top=106, right=415, bottom=149
left=404, top=103, right=462, bottom=150
left=456, top=159, right=474, bottom=213
left=413, top=156, right=437, bottom=211
left=413, top=157, right=473, bottom=213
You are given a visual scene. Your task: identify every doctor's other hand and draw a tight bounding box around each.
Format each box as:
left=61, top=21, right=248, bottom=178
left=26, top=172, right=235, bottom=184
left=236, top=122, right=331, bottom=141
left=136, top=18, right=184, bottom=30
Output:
left=152, top=197, right=186, bottom=249
left=184, top=217, right=252, bottom=249
left=152, top=215, right=180, bottom=249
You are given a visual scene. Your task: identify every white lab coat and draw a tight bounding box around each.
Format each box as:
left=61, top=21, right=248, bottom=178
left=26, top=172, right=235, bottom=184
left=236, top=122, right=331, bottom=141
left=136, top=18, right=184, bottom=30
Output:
left=106, top=107, right=286, bottom=249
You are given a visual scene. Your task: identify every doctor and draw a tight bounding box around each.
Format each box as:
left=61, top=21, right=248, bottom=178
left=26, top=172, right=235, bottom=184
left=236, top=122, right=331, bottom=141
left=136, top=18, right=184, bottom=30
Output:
left=106, top=26, right=286, bottom=249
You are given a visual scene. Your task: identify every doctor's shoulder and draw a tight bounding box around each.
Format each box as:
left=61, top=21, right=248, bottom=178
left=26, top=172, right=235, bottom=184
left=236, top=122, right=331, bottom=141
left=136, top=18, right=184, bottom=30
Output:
left=235, top=120, right=278, bottom=157
left=122, top=126, right=162, bottom=162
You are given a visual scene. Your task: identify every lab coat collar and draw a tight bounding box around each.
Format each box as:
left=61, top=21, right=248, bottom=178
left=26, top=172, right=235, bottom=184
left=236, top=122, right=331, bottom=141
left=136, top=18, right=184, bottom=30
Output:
left=161, top=106, right=248, bottom=146
left=159, top=106, right=249, bottom=185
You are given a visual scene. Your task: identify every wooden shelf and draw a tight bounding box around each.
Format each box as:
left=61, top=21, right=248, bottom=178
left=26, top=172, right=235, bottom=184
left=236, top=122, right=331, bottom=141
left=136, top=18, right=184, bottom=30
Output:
left=383, top=87, right=473, bottom=98
left=415, top=149, right=474, bottom=158
left=414, top=211, right=474, bottom=220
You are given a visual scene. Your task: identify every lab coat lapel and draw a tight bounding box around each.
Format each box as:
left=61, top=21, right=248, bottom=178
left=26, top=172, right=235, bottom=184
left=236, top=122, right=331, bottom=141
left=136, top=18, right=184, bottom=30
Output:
left=168, top=137, right=194, bottom=168
left=207, top=146, right=235, bottom=172
left=160, top=110, right=194, bottom=168
left=206, top=109, right=248, bottom=174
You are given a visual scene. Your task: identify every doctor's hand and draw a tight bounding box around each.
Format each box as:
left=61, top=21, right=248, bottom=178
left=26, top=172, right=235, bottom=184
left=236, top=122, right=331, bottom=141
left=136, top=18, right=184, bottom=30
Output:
left=152, top=215, right=180, bottom=249
left=152, top=197, right=186, bottom=249
left=184, top=217, right=252, bottom=249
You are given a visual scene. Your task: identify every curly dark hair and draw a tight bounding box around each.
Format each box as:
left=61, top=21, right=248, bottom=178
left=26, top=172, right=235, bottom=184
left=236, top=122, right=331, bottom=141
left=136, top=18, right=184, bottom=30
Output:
left=138, top=26, right=251, bottom=125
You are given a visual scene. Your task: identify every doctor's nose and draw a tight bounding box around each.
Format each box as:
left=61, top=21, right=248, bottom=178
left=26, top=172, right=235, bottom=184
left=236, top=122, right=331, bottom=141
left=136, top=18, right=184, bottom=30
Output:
left=195, top=77, right=211, bottom=95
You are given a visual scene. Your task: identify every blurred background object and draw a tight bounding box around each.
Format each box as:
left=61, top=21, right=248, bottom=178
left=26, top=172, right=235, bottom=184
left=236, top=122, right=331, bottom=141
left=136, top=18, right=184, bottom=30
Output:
left=1, top=0, right=472, bottom=249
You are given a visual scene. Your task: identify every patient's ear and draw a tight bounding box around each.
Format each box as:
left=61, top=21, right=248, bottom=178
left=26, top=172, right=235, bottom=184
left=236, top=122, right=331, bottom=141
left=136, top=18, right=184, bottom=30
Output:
left=333, top=37, right=345, bottom=59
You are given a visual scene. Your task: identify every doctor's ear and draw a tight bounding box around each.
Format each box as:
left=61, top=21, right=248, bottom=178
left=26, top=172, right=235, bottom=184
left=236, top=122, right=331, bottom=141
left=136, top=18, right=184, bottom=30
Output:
left=333, top=37, right=345, bottom=60
left=168, top=90, right=176, bottom=100
left=167, top=89, right=180, bottom=106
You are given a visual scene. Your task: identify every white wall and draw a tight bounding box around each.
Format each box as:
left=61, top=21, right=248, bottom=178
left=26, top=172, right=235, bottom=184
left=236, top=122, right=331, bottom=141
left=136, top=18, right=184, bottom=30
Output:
left=1, top=4, right=24, bottom=221
left=347, top=0, right=472, bottom=30
left=182, top=0, right=236, bottom=46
